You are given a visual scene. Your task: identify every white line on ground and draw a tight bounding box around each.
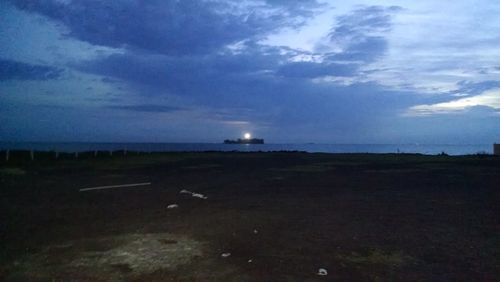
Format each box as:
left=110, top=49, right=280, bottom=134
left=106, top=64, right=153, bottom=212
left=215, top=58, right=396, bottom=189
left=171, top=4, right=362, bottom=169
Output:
left=79, top=182, right=151, bottom=192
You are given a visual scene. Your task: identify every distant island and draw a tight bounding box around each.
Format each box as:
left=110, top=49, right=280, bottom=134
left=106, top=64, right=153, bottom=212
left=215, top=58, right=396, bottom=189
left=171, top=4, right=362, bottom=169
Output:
left=224, top=138, right=264, bottom=144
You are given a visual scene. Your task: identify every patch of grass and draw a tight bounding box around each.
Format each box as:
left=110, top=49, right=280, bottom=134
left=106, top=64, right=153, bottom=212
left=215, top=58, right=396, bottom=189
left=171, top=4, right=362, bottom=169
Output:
left=181, top=164, right=222, bottom=170
left=7, top=233, right=203, bottom=281
left=336, top=249, right=414, bottom=267
left=270, top=163, right=336, bottom=173
left=0, top=167, right=27, bottom=176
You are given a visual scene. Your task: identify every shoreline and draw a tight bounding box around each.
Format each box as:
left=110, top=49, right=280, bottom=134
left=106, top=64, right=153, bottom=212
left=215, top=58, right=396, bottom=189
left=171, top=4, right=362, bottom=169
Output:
left=0, top=149, right=495, bottom=160
left=0, top=142, right=493, bottom=156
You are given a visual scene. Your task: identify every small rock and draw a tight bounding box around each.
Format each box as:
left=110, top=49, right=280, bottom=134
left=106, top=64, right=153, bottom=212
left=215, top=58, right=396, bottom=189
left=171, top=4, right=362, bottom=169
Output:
left=248, top=259, right=253, bottom=263
left=221, top=253, right=231, bottom=258
left=167, top=204, right=179, bottom=209
left=317, top=268, right=328, bottom=276
left=253, top=229, right=258, bottom=234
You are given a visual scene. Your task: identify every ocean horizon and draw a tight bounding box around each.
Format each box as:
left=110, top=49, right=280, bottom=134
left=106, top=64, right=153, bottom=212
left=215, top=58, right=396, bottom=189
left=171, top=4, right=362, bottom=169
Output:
left=0, top=142, right=493, bottom=156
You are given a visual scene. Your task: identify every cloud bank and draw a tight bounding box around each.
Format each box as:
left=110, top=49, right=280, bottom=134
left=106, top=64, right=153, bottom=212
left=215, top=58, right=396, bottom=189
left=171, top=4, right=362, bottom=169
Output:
left=0, top=58, right=62, bottom=81
left=408, top=89, right=500, bottom=116
left=1, top=1, right=498, bottom=143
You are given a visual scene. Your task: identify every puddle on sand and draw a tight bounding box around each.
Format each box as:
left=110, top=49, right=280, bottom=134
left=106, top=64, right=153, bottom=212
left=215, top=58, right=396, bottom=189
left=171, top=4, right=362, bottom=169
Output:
left=8, top=233, right=203, bottom=281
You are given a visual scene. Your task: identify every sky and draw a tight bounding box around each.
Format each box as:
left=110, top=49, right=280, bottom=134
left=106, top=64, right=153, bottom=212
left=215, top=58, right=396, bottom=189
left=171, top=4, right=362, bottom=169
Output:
left=0, top=0, right=499, bottom=144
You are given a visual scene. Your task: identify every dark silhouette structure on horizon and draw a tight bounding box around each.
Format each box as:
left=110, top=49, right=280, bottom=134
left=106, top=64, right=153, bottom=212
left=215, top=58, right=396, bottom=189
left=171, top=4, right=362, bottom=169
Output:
left=494, top=143, right=500, bottom=155
left=224, top=138, right=264, bottom=144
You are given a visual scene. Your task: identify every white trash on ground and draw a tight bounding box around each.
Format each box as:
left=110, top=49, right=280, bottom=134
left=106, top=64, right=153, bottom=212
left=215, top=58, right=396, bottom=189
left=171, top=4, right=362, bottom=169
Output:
left=179, top=189, right=208, bottom=199
left=192, top=193, right=208, bottom=199
left=167, top=204, right=179, bottom=209
left=317, top=268, right=328, bottom=276
left=221, top=253, right=231, bottom=258
left=79, top=182, right=151, bottom=192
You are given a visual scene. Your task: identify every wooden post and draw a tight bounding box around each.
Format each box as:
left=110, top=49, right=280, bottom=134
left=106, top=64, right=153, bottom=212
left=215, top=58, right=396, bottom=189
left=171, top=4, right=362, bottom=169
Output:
left=5, top=150, right=9, bottom=161
left=55, top=151, right=59, bottom=159
left=30, top=150, right=34, bottom=161
left=94, top=150, right=98, bottom=157
left=75, top=152, right=79, bottom=159
left=109, top=150, right=113, bottom=156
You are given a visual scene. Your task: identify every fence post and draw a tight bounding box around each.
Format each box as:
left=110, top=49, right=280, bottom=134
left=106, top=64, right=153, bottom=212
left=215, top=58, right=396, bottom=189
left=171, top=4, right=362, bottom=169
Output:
left=75, top=152, right=79, bottom=159
left=5, top=150, right=9, bottom=161
left=55, top=151, right=59, bottom=159
left=94, top=150, right=98, bottom=157
left=30, top=150, right=34, bottom=161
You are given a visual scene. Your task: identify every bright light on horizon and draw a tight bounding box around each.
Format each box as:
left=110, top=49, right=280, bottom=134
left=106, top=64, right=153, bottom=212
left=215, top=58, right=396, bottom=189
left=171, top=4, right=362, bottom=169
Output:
left=244, top=133, right=251, bottom=139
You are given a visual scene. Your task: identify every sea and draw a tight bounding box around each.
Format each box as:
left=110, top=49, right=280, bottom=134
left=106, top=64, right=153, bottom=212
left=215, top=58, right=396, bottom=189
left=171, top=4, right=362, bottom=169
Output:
left=0, top=142, right=493, bottom=156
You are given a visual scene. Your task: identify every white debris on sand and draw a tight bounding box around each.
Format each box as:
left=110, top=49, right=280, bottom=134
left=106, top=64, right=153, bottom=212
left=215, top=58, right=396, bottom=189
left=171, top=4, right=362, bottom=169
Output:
left=179, top=189, right=208, bottom=199
left=253, top=229, right=258, bottom=234
left=192, top=193, right=208, bottom=199
left=167, top=204, right=179, bottom=209
left=248, top=259, right=253, bottom=263
left=317, top=268, right=328, bottom=276
left=221, top=253, right=231, bottom=258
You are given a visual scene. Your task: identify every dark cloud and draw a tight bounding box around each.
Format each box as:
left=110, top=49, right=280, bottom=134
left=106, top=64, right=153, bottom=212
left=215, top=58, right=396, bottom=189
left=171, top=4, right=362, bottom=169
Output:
left=327, top=36, right=387, bottom=63
left=335, top=6, right=401, bottom=33
left=263, top=0, right=325, bottom=17
left=68, top=4, right=415, bottom=133
left=323, top=6, right=401, bottom=63
left=10, top=0, right=320, bottom=55
left=75, top=47, right=424, bottom=134
left=0, top=58, right=62, bottom=81
left=74, top=43, right=288, bottom=94
left=76, top=37, right=363, bottom=95
left=277, top=61, right=357, bottom=78
left=265, top=0, right=320, bottom=8
left=101, top=77, right=119, bottom=84
left=107, top=104, right=184, bottom=113
left=454, top=80, right=500, bottom=94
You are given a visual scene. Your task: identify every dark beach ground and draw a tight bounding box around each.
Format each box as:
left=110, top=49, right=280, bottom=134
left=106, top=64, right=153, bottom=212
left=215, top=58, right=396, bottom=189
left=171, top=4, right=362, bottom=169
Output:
left=1, top=151, right=499, bottom=281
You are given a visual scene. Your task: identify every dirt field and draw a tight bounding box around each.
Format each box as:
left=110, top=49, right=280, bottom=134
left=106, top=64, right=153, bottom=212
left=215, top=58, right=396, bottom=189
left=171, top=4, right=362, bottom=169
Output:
left=1, top=152, right=499, bottom=281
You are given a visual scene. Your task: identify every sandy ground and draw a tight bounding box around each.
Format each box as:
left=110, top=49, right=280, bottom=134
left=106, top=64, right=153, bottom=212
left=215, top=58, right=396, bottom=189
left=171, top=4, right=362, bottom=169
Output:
left=1, top=152, right=499, bottom=281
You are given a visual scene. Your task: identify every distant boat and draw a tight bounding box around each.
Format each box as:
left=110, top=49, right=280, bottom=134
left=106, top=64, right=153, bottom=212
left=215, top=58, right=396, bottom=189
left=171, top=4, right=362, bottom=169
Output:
left=224, top=138, right=264, bottom=144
